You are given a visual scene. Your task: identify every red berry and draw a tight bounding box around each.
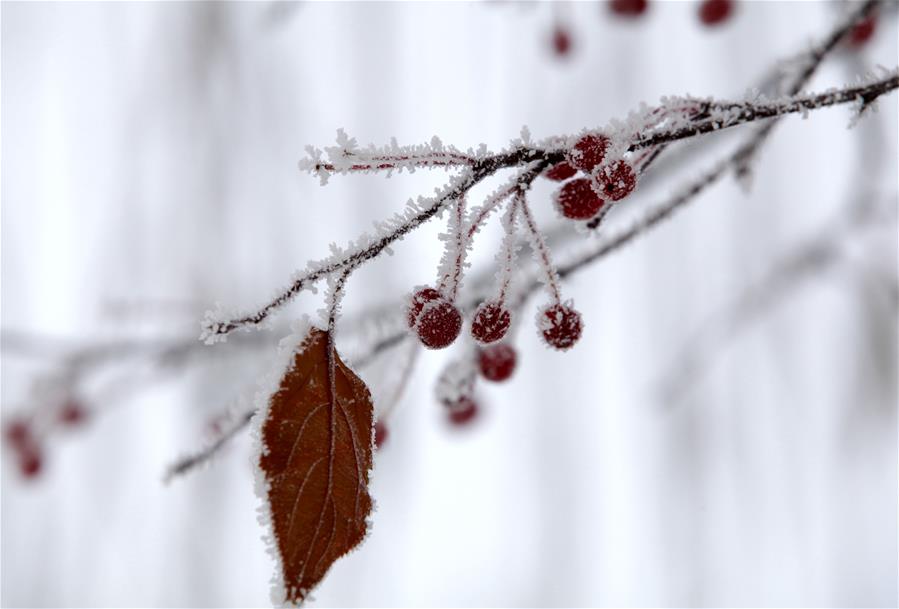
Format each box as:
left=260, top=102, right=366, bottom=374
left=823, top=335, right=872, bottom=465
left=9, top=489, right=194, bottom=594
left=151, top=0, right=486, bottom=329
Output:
left=447, top=397, right=478, bottom=427
left=5, top=420, right=30, bottom=449
left=539, top=303, right=583, bottom=350
left=416, top=300, right=462, bottom=349
left=58, top=400, right=87, bottom=427
left=374, top=420, right=388, bottom=449
left=595, top=160, right=637, bottom=201
left=556, top=178, right=605, bottom=220
left=568, top=134, right=610, bottom=172
left=471, top=301, right=511, bottom=344
left=847, top=15, right=876, bottom=48
left=610, top=0, right=648, bottom=17
left=552, top=26, right=572, bottom=57
left=479, top=344, right=517, bottom=383
left=544, top=162, right=578, bottom=181
left=698, top=0, right=732, bottom=26
left=19, top=448, right=42, bottom=479
left=407, top=287, right=442, bottom=328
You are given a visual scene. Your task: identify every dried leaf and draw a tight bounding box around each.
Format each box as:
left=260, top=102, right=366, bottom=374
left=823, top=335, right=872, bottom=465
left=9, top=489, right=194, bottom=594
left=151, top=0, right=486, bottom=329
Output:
left=259, top=327, right=374, bottom=605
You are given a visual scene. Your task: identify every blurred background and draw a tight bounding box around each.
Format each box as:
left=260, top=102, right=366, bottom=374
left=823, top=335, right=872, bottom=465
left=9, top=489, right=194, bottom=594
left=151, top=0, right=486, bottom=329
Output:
left=1, top=1, right=897, bottom=607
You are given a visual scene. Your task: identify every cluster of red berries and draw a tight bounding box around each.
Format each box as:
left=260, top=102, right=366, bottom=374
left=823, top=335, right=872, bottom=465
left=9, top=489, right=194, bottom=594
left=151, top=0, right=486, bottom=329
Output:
left=375, top=298, right=533, bottom=449
left=3, top=399, right=88, bottom=480
left=609, top=0, right=735, bottom=26
left=546, top=133, right=637, bottom=222
left=375, top=346, right=516, bottom=448
left=552, top=0, right=738, bottom=57
left=407, top=287, right=584, bottom=353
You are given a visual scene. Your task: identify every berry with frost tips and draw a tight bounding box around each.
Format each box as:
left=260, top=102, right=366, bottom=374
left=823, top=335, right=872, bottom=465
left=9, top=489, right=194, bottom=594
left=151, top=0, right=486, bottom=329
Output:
left=539, top=302, right=583, bottom=350
left=416, top=300, right=463, bottom=349
left=544, top=162, right=577, bottom=181
left=447, top=397, right=479, bottom=427
left=556, top=178, right=605, bottom=220
left=479, top=344, right=517, bottom=383
left=407, top=287, right=442, bottom=328
left=698, top=0, right=733, bottom=26
left=568, top=133, right=610, bottom=172
left=594, top=160, right=636, bottom=201
left=471, top=301, right=511, bottom=344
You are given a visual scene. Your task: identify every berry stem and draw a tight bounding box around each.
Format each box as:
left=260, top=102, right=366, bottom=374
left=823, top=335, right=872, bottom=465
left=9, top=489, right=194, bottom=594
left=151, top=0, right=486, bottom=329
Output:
left=517, top=194, right=563, bottom=305
left=496, top=197, right=522, bottom=304
left=438, top=196, right=469, bottom=300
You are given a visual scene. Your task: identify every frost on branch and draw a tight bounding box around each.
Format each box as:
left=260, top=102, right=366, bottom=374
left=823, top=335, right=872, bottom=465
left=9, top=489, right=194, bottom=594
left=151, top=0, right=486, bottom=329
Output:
left=298, top=128, right=478, bottom=185
left=202, top=70, right=897, bottom=345
left=255, top=327, right=374, bottom=606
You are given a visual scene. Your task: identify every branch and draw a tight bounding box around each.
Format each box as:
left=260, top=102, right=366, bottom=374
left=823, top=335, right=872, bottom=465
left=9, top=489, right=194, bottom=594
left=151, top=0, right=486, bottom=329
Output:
left=203, top=70, right=896, bottom=343
left=732, top=0, right=881, bottom=181
left=164, top=410, right=254, bottom=483
left=632, top=72, right=899, bottom=150
left=201, top=147, right=563, bottom=342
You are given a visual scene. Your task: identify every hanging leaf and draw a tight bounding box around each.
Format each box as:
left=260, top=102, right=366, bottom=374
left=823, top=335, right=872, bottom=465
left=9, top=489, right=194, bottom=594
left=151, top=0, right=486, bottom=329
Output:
left=259, top=327, right=374, bottom=605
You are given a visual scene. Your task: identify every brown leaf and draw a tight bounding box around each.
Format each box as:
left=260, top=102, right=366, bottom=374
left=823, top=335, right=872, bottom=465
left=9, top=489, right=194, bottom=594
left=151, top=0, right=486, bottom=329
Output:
left=259, top=327, right=374, bottom=605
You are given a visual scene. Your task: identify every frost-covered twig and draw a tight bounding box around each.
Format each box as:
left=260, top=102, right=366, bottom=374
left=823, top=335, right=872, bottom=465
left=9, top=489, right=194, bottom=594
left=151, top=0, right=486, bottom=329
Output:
left=304, top=131, right=477, bottom=183
left=164, top=409, right=255, bottom=483
left=633, top=72, right=898, bottom=150
left=202, top=148, right=560, bottom=342
left=733, top=0, right=881, bottom=181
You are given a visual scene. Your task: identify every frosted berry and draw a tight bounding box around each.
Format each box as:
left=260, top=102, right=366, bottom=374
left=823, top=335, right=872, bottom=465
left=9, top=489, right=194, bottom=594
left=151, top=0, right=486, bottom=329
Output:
left=447, top=397, right=478, bottom=427
left=539, top=303, right=583, bottom=350
left=552, top=26, right=572, bottom=57
left=544, top=162, right=577, bottom=181
left=471, top=301, right=511, bottom=344
left=407, top=287, right=442, bottom=328
left=847, top=15, right=876, bottom=48
left=374, top=420, right=389, bottom=449
left=18, top=448, right=42, bottom=479
left=610, top=0, right=648, bottom=17
left=416, top=300, right=463, bottom=349
left=595, top=160, right=637, bottom=201
left=698, top=0, right=732, bottom=26
left=58, top=400, right=87, bottom=427
left=568, top=134, right=610, bottom=172
left=556, top=178, right=605, bottom=220
left=479, top=344, right=517, bottom=383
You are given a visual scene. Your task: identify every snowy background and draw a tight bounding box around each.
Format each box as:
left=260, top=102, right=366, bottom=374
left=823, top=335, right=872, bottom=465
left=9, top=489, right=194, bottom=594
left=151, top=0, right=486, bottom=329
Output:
left=2, top=2, right=897, bottom=607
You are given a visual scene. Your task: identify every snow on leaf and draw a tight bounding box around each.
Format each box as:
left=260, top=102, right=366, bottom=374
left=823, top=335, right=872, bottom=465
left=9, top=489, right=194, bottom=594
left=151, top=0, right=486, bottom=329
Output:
left=259, top=327, right=374, bottom=606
